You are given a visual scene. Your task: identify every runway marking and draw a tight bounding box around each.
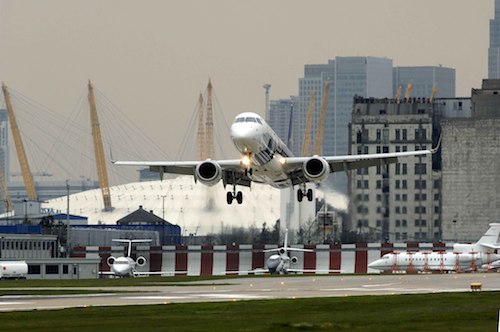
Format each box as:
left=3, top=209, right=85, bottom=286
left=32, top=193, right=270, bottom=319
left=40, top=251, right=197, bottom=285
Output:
left=197, top=294, right=269, bottom=299
left=121, top=296, right=188, bottom=300
left=0, top=302, right=32, bottom=305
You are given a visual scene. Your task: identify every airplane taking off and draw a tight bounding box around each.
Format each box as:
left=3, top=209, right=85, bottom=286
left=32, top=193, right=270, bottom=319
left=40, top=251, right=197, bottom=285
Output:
left=368, top=223, right=500, bottom=273
left=113, top=112, right=437, bottom=204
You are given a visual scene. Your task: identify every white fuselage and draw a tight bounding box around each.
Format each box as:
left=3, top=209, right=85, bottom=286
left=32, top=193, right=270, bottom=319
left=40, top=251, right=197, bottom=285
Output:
left=230, top=112, right=294, bottom=189
left=368, top=251, right=500, bottom=272
left=110, top=256, right=136, bottom=277
left=266, top=253, right=292, bottom=274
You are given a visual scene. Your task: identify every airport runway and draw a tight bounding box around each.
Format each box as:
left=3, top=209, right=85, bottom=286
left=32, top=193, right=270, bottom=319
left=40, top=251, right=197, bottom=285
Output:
left=0, top=273, right=498, bottom=312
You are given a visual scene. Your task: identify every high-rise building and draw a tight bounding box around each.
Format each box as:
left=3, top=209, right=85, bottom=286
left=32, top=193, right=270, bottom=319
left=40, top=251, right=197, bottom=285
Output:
left=296, top=57, right=393, bottom=193
left=267, top=97, right=297, bottom=147
left=489, top=0, right=500, bottom=78
left=349, top=95, right=472, bottom=242
left=393, top=66, right=456, bottom=98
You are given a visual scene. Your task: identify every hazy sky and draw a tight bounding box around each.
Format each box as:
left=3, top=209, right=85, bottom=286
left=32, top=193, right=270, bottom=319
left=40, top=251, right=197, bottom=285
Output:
left=0, top=0, right=494, bottom=159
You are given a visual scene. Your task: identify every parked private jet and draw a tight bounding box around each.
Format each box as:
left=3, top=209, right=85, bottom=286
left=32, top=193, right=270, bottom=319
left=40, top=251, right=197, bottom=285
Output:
left=368, top=223, right=500, bottom=273
left=100, top=239, right=186, bottom=277
left=113, top=112, right=438, bottom=204
left=233, top=229, right=342, bottom=275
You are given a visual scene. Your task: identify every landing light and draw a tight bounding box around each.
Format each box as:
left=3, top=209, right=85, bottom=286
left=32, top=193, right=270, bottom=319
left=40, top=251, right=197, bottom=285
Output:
left=279, top=157, right=286, bottom=165
left=241, top=155, right=251, bottom=167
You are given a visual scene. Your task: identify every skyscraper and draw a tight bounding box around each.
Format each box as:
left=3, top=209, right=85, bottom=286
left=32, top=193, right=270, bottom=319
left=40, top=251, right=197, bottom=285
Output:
left=297, top=57, right=393, bottom=193
left=489, top=0, right=500, bottom=78
left=393, top=66, right=456, bottom=98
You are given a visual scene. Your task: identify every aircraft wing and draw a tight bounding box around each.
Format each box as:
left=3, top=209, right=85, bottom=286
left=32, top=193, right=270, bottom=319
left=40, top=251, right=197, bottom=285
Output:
left=133, top=271, right=188, bottom=276
left=287, top=269, right=344, bottom=273
left=112, top=159, right=253, bottom=187
left=263, top=247, right=314, bottom=253
left=283, top=149, right=434, bottom=174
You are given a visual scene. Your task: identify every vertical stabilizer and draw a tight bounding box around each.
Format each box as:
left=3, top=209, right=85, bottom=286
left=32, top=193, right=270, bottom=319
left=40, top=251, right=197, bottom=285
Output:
left=476, top=223, right=500, bottom=249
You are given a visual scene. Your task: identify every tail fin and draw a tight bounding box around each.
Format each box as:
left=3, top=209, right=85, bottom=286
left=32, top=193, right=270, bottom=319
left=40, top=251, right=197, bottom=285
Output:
left=476, top=223, right=500, bottom=250
left=112, top=239, right=152, bottom=257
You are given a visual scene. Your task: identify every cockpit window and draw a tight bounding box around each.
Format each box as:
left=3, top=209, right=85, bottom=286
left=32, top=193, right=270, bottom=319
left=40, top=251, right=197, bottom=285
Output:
left=235, top=117, right=245, bottom=123
left=256, top=118, right=262, bottom=124
left=245, top=117, right=257, bottom=123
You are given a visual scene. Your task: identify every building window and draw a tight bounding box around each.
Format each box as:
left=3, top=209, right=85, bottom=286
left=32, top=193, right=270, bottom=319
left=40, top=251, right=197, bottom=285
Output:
left=402, top=232, right=408, bottom=240
left=376, top=146, right=381, bottom=153
left=376, top=180, right=381, bottom=189
left=46, top=265, right=59, bottom=275
left=63, top=265, right=69, bottom=274
left=396, top=219, right=401, bottom=227
left=402, top=129, right=407, bottom=140
left=396, top=129, right=401, bottom=140
left=376, top=129, right=381, bottom=142
left=28, top=265, right=41, bottom=275
left=395, top=180, right=400, bottom=189
left=402, top=219, right=407, bottom=227
left=382, top=146, right=389, bottom=153
left=402, top=194, right=407, bottom=201
left=376, top=194, right=381, bottom=202
left=415, top=180, right=426, bottom=189
left=376, top=220, right=381, bottom=227
left=414, top=163, right=427, bottom=175
left=402, top=180, right=407, bottom=189
left=395, top=194, right=400, bottom=201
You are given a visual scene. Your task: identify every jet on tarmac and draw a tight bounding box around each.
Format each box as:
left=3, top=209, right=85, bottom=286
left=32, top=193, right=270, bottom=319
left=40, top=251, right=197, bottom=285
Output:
left=368, top=223, right=500, bottom=273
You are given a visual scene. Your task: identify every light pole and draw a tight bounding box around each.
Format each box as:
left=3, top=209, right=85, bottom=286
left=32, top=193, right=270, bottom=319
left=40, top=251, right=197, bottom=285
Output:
left=66, top=180, right=70, bottom=257
left=161, top=195, right=167, bottom=221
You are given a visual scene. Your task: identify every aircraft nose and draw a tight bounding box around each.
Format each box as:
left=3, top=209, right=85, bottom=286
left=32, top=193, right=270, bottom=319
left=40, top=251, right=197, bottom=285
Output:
left=230, top=123, right=261, bottom=152
left=368, top=260, right=380, bottom=269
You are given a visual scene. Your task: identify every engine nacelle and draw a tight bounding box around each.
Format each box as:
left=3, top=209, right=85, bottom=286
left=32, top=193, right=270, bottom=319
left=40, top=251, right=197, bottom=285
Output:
left=291, top=256, right=298, bottom=264
left=195, top=161, right=222, bottom=186
left=136, top=256, right=147, bottom=267
left=279, top=248, right=286, bottom=255
left=107, top=256, right=116, bottom=266
left=303, top=157, right=330, bottom=183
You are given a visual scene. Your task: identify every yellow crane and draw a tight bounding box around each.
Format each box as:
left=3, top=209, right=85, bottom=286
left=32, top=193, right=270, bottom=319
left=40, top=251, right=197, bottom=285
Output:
left=313, top=81, right=330, bottom=156
left=395, top=85, right=402, bottom=102
left=430, top=86, right=438, bottom=103
left=205, top=79, right=215, bottom=159
left=1, top=82, right=37, bottom=202
left=196, top=93, right=206, bottom=160
left=404, top=82, right=413, bottom=100
left=300, top=91, right=316, bottom=157
left=87, top=80, right=113, bottom=211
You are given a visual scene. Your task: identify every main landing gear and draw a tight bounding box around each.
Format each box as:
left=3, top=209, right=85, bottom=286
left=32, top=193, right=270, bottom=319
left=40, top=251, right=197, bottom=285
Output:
left=227, top=189, right=243, bottom=205
left=297, top=186, right=313, bottom=202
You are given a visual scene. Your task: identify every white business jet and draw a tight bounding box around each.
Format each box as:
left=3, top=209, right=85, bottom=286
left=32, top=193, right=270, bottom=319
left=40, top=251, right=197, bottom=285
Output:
left=100, top=239, right=187, bottom=277
left=100, top=239, right=151, bottom=277
left=368, top=223, right=500, bottom=273
left=113, top=112, right=437, bottom=204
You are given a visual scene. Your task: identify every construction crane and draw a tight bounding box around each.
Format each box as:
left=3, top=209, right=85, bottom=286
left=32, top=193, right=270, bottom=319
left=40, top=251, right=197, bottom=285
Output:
left=87, top=80, right=113, bottom=211
left=313, top=81, right=330, bottom=156
left=404, top=82, right=413, bottom=100
left=1, top=82, right=38, bottom=202
left=430, top=86, right=438, bottom=103
left=300, top=91, right=316, bottom=157
left=395, top=85, right=402, bottom=102
left=196, top=93, right=205, bottom=160
left=205, top=79, right=215, bottom=159
left=263, top=83, right=271, bottom=115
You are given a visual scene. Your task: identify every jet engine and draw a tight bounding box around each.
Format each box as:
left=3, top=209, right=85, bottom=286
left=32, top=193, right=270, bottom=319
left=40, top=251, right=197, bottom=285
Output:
left=291, top=256, right=298, bottom=264
left=303, top=157, right=330, bottom=182
left=195, top=161, right=222, bottom=186
left=136, top=256, right=147, bottom=267
left=107, top=256, right=116, bottom=266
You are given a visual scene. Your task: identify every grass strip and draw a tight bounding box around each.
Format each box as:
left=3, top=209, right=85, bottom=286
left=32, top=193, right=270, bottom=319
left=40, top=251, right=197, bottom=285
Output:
left=0, top=291, right=497, bottom=331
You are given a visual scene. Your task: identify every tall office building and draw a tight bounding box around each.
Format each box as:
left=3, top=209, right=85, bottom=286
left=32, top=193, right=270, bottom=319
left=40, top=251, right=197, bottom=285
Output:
left=489, top=0, right=500, bottom=78
left=296, top=57, right=393, bottom=193
left=267, top=97, right=298, bottom=147
left=393, top=66, right=456, bottom=98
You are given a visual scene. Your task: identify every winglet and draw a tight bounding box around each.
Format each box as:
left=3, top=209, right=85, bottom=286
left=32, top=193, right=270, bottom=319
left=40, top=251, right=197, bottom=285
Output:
left=109, top=145, right=116, bottom=163
left=431, top=135, right=442, bottom=154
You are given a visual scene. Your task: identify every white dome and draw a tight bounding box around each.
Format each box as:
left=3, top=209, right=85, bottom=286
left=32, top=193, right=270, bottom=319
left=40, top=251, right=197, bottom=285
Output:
left=43, top=176, right=280, bottom=236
